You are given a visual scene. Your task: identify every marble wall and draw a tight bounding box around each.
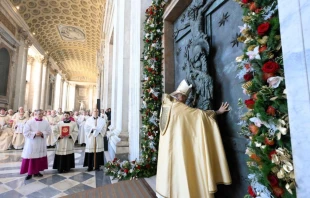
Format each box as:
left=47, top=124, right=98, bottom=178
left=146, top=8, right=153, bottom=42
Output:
left=278, top=0, right=310, bottom=197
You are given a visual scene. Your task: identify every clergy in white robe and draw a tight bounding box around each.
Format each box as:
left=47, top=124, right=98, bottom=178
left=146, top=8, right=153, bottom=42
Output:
left=0, top=108, right=13, bottom=151
left=73, top=111, right=79, bottom=121
left=12, top=112, right=28, bottom=149
left=100, top=109, right=108, bottom=121
left=53, top=112, right=78, bottom=173
left=57, top=108, right=64, bottom=121
left=46, top=110, right=61, bottom=148
left=20, top=109, right=52, bottom=180
left=7, top=109, right=15, bottom=120
left=77, top=111, right=89, bottom=145
left=83, top=109, right=106, bottom=171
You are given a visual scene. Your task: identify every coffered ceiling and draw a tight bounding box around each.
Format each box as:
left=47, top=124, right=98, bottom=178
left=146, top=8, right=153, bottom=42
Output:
left=10, top=0, right=105, bottom=82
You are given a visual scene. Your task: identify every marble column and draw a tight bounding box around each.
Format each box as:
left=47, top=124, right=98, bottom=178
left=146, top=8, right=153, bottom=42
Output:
left=40, top=58, right=48, bottom=110
left=59, top=79, right=64, bottom=109
left=44, top=66, right=50, bottom=109
left=54, top=74, right=62, bottom=110
left=61, top=81, right=68, bottom=111
left=13, top=38, right=31, bottom=110
left=127, top=0, right=152, bottom=161
left=100, top=69, right=104, bottom=109
left=24, top=56, right=34, bottom=111
left=278, top=0, right=310, bottom=197
left=107, top=0, right=131, bottom=160
left=96, top=73, right=101, bottom=101
left=31, top=56, right=44, bottom=110
left=103, top=40, right=114, bottom=110
left=88, top=85, right=94, bottom=110
left=68, top=83, right=76, bottom=111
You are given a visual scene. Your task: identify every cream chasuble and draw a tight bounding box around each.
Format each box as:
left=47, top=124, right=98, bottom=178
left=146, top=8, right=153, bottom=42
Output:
left=0, top=115, right=13, bottom=151
left=12, top=116, right=28, bottom=149
left=46, top=115, right=61, bottom=146
left=156, top=94, right=231, bottom=198
left=53, top=121, right=78, bottom=155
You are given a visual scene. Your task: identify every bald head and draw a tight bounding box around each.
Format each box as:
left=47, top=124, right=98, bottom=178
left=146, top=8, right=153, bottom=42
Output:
left=18, top=107, right=24, bottom=113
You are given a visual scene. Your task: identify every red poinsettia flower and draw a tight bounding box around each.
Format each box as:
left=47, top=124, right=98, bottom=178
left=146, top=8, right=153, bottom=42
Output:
left=242, top=0, right=250, bottom=3
left=249, top=124, right=259, bottom=135
left=124, top=169, right=129, bottom=174
left=245, top=63, right=251, bottom=70
left=272, top=186, right=284, bottom=197
left=245, top=98, right=255, bottom=109
left=250, top=154, right=261, bottom=162
left=264, top=137, right=275, bottom=146
left=266, top=106, right=276, bottom=116
left=248, top=186, right=256, bottom=197
left=257, top=22, right=270, bottom=36
left=268, top=150, right=277, bottom=159
left=244, top=72, right=253, bottom=81
left=251, top=93, right=258, bottom=101
left=249, top=2, right=257, bottom=11
left=259, top=45, right=267, bottom=53
left=146, top=164, right=151, bottom=169
left=267, top=174, right=278, bottom=187
left=262, top=61, right=280, bottom=73
left=262, top=72, right=275, bottom=81
left=255, top=8, right=262, bottom=14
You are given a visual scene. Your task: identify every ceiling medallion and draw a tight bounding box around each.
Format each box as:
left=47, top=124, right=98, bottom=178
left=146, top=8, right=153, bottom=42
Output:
left=58, top=24, right=86, bottom=41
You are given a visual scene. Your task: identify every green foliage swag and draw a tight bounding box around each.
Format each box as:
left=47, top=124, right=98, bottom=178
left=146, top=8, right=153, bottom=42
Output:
left=104, top=0, right=166, bottom=180
left=235, top=0, right=296, bottom=197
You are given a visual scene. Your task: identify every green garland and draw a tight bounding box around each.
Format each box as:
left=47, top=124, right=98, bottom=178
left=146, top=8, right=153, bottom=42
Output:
left=104, top=0, right=166, bottom=180
left=235, top=0, right=296, bottom=197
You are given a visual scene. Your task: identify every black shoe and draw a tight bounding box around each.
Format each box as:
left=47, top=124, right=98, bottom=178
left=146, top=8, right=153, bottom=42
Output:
left=63, top=170, right=69, bottom=173
left=87, top=168, right=93, bottom=171
left=25, top=175, right=32, bottom=180
left=34, top=173, right=43, bottom=177
left=58, top=170, right=63, bottom=173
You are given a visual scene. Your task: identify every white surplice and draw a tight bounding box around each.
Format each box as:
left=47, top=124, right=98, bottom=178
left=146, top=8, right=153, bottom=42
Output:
left=77, top=115, right=89, bottom=144
left=22, top=119, right=52, bottom=159
left=53, top=121, right=78, bottom=155
left=84, top=117, right=106, bottom=153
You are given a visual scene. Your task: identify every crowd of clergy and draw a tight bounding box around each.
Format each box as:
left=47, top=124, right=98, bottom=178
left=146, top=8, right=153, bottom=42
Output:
left=0, top=106, right=111, bottom=180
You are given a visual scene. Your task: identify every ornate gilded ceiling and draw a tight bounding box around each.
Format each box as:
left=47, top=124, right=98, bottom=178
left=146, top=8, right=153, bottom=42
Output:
left=10, top=0, right=105, bottom=82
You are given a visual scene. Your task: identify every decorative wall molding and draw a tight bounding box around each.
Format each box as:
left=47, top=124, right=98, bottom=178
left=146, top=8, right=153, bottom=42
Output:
left=57, top=24, right=86, bottom=41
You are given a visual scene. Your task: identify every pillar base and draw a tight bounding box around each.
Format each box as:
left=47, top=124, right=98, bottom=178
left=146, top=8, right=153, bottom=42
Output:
left=108, top=132, right=129, bottom=161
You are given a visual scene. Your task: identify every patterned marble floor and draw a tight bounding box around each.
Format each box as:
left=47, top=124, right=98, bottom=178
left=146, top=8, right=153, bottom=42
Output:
left=0, top=147, right=111, bottom=198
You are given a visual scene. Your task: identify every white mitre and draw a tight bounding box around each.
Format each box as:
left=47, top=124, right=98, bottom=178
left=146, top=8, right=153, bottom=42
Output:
left=170, top=79, right=192, bottom=97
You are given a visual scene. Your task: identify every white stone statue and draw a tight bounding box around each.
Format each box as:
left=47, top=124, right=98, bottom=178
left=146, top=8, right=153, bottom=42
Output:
left=79, top=101, right=85, bottom=110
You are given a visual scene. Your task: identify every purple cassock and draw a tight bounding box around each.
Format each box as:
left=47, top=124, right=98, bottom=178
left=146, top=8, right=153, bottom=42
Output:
left=20, top=118, right=51, bottom=175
